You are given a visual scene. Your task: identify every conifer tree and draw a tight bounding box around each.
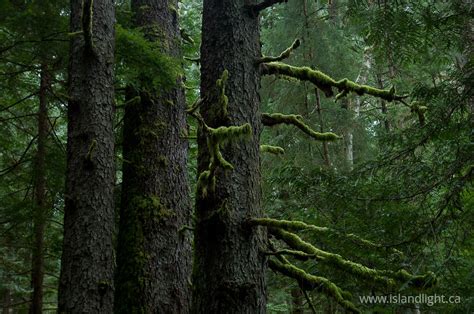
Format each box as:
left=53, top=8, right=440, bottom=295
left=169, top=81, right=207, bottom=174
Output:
left=58, top=0, right=116, bottom=311
left=114, top=0, right=193, bottom=312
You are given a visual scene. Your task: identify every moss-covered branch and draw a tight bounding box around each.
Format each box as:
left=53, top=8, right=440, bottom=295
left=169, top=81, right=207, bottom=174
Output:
left=269, top=227, right=436, bottom=288
left=261, top=62, right=404, bottom=102
left=250, top=218, right=403, bottom=256
left=262, top=113, right=340, bottom=141
left=260, top=144, right=285, bottom=155
left=268, top=259, right=360, bottom=313
left=257, top=39, right=300, bottom=64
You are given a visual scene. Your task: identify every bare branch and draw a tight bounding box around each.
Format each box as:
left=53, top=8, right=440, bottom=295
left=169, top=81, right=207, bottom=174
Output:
left=257, top=39, right=300, bottom=64
left=245, top=0, right=288, bottom=16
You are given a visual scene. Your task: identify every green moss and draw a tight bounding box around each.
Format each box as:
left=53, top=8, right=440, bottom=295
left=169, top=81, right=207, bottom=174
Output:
left=270, top=228, right=397, bottom=287
left=260, top=144, right=285, bottom=155
left=216, top=69, right=229, bottom=117
left=262, top=113, right=340, bottom=141
left=268, top=259, right=360, bottom=313
left=261, top=62, right=402, bottom=101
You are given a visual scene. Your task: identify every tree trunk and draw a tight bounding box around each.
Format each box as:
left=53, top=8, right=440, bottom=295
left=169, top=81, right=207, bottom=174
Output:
left=375, top=73, right=391, bottom=132
left=114, top=0, right=192, bottom=312
left=315, top=89, right=331, bottom=167
left=290, top=288, right=304, bottom=314
left=192, top=0, right=266, bottom=312
left=30, top=64, right=49, bottom=314
left=58, top=0, right=116, bottom=312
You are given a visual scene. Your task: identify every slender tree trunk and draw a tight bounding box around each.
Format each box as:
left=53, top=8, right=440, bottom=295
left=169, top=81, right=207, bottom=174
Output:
left=30, top=64, right=50, bottom=314
left=315, top=89, right=331, bottom=167
left=290, top=288, right=304, bottom=314
left=114, top=0, right=192, bottom=312
left=2, top=288, right=11, bottom=313
left=375, top=73, right=391, bottom=132
left=192, top=0, right=266, bottom=312
left=58, top=0, right=116, bottom=312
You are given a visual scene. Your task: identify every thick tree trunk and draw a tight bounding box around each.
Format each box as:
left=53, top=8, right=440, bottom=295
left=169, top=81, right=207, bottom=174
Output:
left=58, top=0, right=116, bottom=312
left=192, top=0, right=266, bottom=312
left=30, top=64, right=49, bottom=314
left=114, top=0, right=192, bottom=312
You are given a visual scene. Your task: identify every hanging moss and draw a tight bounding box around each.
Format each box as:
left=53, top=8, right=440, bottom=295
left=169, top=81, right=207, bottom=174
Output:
left=257, top=39, right=300, bottom=64
left=262, top=113, right=340, bottom=141
left=261, top=62, right=402, bottom=101
left=191, top=70, right=253, bottom=198
left=260, top=144, right=285, bottom=155
left=268, top=259, right=360, bottom=313
left=216, top=69, right=229, bottom=117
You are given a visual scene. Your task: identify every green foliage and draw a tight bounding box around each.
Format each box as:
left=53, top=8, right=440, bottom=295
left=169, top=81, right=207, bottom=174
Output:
left=115, top=24, right=181, bottom=92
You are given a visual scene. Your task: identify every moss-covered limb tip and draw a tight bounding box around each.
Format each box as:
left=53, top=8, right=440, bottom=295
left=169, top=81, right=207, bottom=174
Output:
left=257, top=39, right=300, bottom=64
left=262, top=113, right=340, bottom=141
left=260, top=144, right=284, bottom=155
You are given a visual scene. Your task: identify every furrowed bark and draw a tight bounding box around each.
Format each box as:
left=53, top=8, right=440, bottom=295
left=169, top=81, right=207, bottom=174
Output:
left=192, top=0, right=267, bottom=312
left=114, top=0, right=192, bottom=312
left=58, top=0, right=116, bottom=312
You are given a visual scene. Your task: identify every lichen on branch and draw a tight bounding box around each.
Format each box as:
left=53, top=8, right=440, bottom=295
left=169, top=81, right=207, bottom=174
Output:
left=262, top=113, right=340, bottom=141
left=260, top=62, right=403, bottom=102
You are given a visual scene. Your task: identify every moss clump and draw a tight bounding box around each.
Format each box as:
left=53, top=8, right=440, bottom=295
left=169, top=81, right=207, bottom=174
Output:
left=132, top=195, right=174, bottom=222
left=262, top=113, right=340, bottom=141
left=260, top=144, right=285, bottom=155
left=197, top=123, right=252, bottom=197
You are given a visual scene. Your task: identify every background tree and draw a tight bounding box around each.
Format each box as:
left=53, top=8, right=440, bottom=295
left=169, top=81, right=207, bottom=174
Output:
left=0, top=1, right=67, bottom=311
